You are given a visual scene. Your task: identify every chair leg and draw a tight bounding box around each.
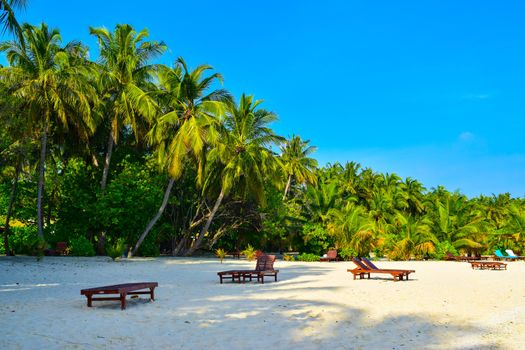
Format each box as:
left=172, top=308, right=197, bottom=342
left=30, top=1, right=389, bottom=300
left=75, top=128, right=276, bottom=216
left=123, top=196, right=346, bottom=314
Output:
left=87, top=294, right=92, bottom=307
left=120, top=293, right=126, bottom=310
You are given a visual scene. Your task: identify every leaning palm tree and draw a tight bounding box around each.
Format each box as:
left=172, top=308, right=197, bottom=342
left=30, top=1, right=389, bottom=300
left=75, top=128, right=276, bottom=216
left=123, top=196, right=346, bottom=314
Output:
left=280, top=135, right=318, bottom=200
left=0, top=23, right=97, bottom=238
left=131, top=58, right=230, bottom=256
left=0, top=0, right=27, bottom=42
left=89, top=24, right=166, bottom=193
left=184, top=94, right=283, bottom=255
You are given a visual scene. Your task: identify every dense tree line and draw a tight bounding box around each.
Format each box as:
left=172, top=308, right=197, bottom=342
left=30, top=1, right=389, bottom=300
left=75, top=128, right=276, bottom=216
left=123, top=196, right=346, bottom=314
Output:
left=1, top=14, right=524, bottom=258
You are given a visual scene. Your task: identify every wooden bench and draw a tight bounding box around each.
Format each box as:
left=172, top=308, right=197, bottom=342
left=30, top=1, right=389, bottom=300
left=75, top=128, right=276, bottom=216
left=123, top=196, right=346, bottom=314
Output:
left=80, top=282, right=158, bottom=310
left=470, top=261, right=507, bottom=270
left=218, top=255, right=279, bottom=284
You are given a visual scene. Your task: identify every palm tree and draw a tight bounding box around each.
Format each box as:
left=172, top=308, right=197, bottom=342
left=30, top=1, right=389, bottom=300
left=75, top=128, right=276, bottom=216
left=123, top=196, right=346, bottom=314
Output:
left=0, top=0, right=27, bottom=42
left=327, top=203, right=375, bottom=256
left=185, top=94, right=283, bottom=255
left=390, top=212, right=436, bottom=260
left=280, top=135, right=318, bottom=200
left=131, top=58, right=230, bottom=256
left=89, top=24, right=166, bottom=194
left=0, top=23, right=97, bottom=238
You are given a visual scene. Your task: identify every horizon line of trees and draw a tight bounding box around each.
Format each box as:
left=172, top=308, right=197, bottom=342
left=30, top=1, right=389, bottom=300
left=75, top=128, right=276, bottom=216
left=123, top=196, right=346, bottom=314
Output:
left=1, top=6, right=524, bottom=259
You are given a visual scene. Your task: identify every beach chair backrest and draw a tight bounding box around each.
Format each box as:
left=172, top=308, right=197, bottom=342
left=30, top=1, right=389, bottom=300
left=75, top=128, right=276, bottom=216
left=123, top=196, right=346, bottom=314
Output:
left=255, top=255, right=275, bottom=271
left=361, top=257, right=379, bottom=270
left=506, top=249, right=517, bottom=257
left=495, top=249, right=505, bottom=258
left=352, top=258, right=370, bottom=270
left=327, top=250, right=337, bottom=259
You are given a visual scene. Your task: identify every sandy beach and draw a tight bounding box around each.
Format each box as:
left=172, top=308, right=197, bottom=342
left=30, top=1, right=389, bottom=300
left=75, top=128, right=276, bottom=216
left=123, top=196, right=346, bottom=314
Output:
left=1, top=257, right=524, bottom=350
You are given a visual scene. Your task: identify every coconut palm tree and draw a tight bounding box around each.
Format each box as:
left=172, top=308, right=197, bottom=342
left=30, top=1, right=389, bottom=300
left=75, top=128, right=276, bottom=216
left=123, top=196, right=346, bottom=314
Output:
left=184, top=94, right=283, bottom=255
left=89, top=24, right=166, bottom=194
left=280, top=135, right=318, bottom=200
left=0, top=23, right=97, bottom=238
left=327, top=203, right=375, bottom=256
left=390, top=212, right=436, bottom=260
left=0, top=0, right=27, bottom=42
left=131, top=58, right=230, bottom=256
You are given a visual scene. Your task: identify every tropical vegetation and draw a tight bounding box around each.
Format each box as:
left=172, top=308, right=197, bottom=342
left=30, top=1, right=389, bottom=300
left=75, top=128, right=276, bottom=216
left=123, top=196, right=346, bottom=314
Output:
left=1, top=7, right=525, bottom=259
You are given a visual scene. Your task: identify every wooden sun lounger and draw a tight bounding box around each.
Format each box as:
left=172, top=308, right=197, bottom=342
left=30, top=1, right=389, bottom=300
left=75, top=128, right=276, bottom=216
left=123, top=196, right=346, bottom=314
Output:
left=320, top=249, right=338, bottom=262
left=80, top=282, right=158, bottom=310
left=218, top=255, right=279, bottom=284
left=347, top=258, right=415, bottom=281
left=470, top=261, right=507, bottom=270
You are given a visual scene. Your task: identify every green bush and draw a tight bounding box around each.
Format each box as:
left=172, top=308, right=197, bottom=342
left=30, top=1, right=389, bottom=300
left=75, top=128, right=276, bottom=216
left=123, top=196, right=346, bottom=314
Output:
left=106, top=238, right=126, bottom=261
left=297, top=253, right=320, bottom=262
left=136, top=238, right=160, bottom=257
left=241, top=244, right=257, bottom=261
left=432, top=241, right=458, bottom=260
left=8, top=226, right=40, bottom=255
left=339, top=247, right=358, bottom=261
left=69, top=236, right=96, bottom=256
left=301, top=223, right=332, bottom=255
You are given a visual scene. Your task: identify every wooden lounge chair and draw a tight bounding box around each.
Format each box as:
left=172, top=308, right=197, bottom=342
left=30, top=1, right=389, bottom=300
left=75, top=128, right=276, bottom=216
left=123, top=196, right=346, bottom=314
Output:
left=445, top=252, right=481, bottom=262
left=470, top=261, right=507, bottom=270
left=80, top=282, right=158, bottom=310
left=44, top=241, right=68, bottom=256
left=347, top=258, right=415, bottom=281
left=217, top=255, right=279, bottom=284
left=320, top=249, right=338, bottom=262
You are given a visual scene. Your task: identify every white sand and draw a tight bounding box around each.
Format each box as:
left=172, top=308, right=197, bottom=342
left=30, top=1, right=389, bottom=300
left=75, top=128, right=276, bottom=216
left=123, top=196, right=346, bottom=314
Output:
left=1, top=257, right=524, bottom=350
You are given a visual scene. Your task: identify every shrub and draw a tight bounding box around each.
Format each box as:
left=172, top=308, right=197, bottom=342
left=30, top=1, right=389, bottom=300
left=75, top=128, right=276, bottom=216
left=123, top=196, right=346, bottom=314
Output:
left=432, top=241, right=458, bottom=260
left=241, top=244, right=257, bottom=261
left=136, top=238, right=160, bottom=257
left=106, top=238, right=126, bottom=261
left=339, top=247, right=358, bottom=261
left=301, top=223, right=332, bottom=255
left=283, top=254, right=295, bottom=261
left=8, top=226, right=40, bottom=255
left=297, top=253, right=320, bottom=262
left=69, top=236, right=96, bottom=257
left=215, top=248, right=227, bottom=263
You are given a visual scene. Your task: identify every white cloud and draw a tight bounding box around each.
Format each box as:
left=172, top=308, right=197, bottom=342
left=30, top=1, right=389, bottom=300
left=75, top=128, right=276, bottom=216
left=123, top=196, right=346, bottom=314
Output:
left=459, top=131, right=475, bottom=141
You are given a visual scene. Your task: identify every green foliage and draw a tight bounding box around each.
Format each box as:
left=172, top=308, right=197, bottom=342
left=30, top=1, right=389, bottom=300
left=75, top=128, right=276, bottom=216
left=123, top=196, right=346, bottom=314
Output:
left=106, top=238, right=126, bottom=261
left=215, top=248, right=226, bottom=263
left=8, top=226, right=40, bottom=255
left=338, top=247, right=358, bottom=260
left=241, top=244, right=257, bottom=261
left=301, top=223, right=332, bottom=255
left=136, top=234, right=160, bottom=257
left=69, top=236, right=96, bottom=257
left=297, top=253, right=320, bottom=262
left=432, top=241, right=458, bottom=260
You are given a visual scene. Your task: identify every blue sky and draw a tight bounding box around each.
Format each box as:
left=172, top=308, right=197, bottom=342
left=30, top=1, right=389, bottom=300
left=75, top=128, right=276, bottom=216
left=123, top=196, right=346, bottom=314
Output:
left=7, top=0, right=525, bottom=197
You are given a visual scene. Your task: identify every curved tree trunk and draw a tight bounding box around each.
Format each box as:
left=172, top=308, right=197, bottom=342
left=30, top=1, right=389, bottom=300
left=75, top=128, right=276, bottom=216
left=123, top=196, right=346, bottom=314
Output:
left=97, top=133, right=115, bottom=255
left=37, top=119, right=48, bottom=239
left=185, top=189, right=224, bottom=256
left=131, top=177, right=175, bottom=257
left=282, top=174, right=292, bottom=200
left=3, top=161, right=21, bottom=255
left=100, top=133, right=114, bottom=194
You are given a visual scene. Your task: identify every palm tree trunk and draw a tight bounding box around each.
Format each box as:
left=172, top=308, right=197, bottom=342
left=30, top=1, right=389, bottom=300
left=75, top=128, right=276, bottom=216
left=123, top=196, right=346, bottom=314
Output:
left=185, top=190, right=225, bottom=256
left=131, top=177, right=175, bottom=257
left=37, top=119, right=48, bottom=239
left=282, top=174, right=292, bottom=200
left=97, top=133, right=115, bottom=254
left=3, top=161, right=21, bottom=255
left=100, top=133, right=114, bottom=194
